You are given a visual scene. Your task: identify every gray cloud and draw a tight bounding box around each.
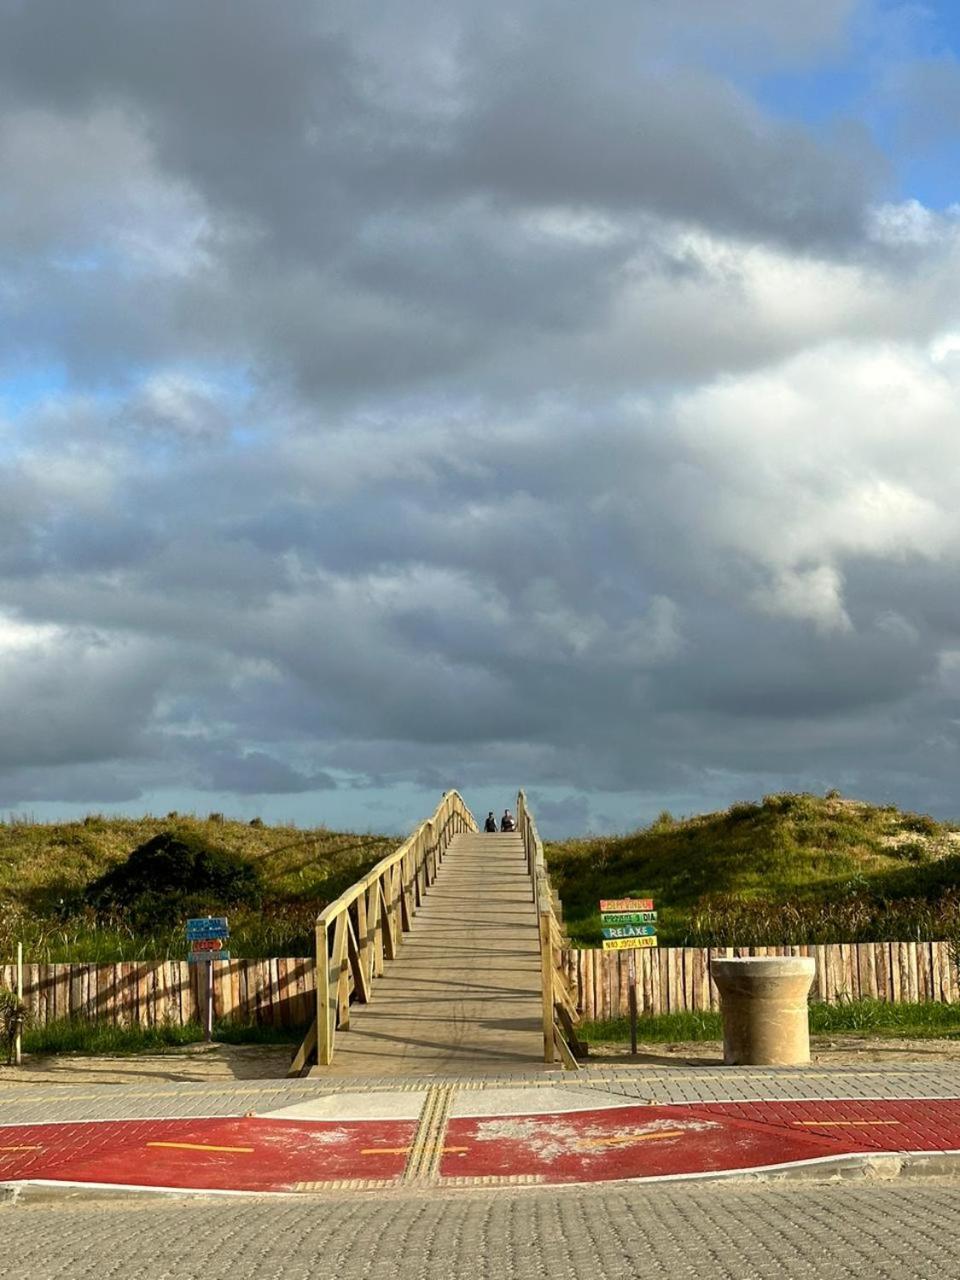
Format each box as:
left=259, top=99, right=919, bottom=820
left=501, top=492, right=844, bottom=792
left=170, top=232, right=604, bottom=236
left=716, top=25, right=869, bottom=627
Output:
left=1, top=2, right=959, bottom=832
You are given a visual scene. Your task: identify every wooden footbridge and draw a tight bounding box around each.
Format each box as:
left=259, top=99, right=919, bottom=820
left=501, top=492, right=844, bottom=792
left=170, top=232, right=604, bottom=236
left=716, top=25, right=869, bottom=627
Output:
left=290, top=792, right=582, bottom=1075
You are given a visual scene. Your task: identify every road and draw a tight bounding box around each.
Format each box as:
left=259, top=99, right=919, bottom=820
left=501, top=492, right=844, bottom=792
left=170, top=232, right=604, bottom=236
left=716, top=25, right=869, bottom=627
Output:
left=3, top=1179, right=960, bottom=1279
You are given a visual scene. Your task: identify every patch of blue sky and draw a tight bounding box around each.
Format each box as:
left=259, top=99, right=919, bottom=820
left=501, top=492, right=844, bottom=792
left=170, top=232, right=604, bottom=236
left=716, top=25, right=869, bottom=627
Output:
left=0, top=363, right=69, bottom=416
left=748, top=64, right=872, bottom=129
left=894, top=140, right=960, bottom=208
left=48, top=249, right=109, bottom=274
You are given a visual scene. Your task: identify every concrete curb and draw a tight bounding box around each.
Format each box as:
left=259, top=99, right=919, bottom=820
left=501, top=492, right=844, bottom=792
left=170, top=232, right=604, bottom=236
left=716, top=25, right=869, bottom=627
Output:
left=6, top=1151, right=960, bottom=1205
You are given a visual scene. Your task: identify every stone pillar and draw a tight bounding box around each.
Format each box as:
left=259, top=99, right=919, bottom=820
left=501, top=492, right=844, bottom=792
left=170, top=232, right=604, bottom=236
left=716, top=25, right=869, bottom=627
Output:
left=710, top=956, right=816, bottom=1066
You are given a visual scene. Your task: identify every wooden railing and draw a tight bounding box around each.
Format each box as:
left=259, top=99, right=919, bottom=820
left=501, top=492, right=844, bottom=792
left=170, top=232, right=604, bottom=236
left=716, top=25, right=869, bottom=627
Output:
left=289, top=790, right=476, bottom=1072
left=516, top=789, right=583, bottom=1068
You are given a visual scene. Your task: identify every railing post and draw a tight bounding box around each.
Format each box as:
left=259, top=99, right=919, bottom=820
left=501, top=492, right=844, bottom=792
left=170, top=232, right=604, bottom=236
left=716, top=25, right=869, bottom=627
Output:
left=316, top=921, right=332, bottom=1065
left=539, top=906, right=555, bottom=1063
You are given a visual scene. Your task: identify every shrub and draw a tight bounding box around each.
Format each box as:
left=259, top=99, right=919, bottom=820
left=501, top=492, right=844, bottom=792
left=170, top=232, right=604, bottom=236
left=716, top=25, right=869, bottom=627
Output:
left=901, top=812, right=941, bottom=837
left=726, top=801, right=761, bottom=823
left=85, top=831, right=262, bottom=928
left=0, top=988, right=28, bottom=1064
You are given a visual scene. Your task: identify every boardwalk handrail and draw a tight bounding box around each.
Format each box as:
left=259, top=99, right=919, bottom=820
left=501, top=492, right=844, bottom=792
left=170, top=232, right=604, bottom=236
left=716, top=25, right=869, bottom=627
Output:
left=289, top=790, right=477, bottom=1072
left=516, top=789, right=583, bottom=1068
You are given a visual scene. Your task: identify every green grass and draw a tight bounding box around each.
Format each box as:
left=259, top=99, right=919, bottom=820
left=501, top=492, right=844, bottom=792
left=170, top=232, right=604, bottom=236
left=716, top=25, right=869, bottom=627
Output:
left=581, top=999, right=960, bottom=1045
left=0, top=813, right=398, bottom=962
left=6, top=790, right=960, bottom=962
left=19, top=1017, right=305, bottom=1057
left=546, top=792, right=960, bottom=946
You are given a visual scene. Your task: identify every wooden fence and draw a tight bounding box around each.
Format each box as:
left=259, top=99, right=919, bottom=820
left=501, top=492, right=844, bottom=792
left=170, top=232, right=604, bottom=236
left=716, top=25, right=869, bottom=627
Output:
left=5, top=940, right=960, bottom=1031
left=564, top=941, right=960, bottom=1022
left=0, top=959, right=317, bottom=1031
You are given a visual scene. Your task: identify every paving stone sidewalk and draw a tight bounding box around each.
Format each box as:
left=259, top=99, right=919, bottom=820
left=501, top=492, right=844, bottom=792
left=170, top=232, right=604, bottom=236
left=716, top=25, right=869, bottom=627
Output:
left=4, top=1180, right=960, bottom=1280
left=3, top=1061, right=960, bottom=1126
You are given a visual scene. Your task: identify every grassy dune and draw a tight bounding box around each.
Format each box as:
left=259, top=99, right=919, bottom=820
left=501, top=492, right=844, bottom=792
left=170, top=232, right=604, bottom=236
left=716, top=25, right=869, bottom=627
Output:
left=5, top=791, right=960, bottom=962
left=546, top=792, right=960, bottom=946
left=0, top=813, right=396, bottom=962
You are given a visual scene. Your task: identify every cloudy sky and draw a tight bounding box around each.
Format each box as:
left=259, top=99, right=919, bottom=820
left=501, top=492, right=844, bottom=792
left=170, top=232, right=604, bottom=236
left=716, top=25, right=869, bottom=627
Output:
left=2, top=1, right=960, bottom=836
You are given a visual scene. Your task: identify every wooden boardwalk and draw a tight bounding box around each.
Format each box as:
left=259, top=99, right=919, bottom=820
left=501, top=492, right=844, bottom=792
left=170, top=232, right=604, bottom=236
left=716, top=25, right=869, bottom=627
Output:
left=321, top=831, right=546, bottom=1076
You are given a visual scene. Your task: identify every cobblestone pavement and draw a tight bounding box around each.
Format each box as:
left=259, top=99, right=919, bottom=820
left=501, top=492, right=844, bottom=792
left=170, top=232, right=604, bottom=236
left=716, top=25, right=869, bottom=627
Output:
left=4, top=1179, right=960, bottom=1279
left=4, top=1062, right=960, bottom=1126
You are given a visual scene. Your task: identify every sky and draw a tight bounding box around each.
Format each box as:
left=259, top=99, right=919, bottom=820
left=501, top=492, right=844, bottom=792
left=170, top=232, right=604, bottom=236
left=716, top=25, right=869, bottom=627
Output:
left=2, top=1, right=960, bottom=838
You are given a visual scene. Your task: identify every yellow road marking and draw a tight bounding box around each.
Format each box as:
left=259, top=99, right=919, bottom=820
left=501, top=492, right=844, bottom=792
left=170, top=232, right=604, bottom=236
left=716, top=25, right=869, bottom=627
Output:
left=361, top=1145, right=468, bottom=1156
left=792, top=1120, right=901, bottom=1128
left=576, top=1129, right=685, bottom=1150
left=146, top=1141, right=254, bottom=1153
left=0, top=1145, right=42, bottom=1151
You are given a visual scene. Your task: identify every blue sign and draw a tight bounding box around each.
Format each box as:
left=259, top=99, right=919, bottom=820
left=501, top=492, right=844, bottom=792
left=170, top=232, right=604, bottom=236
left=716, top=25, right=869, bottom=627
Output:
left=601, top=924, right=658, bottom=940
left=186, top=917, right=229, bottom=940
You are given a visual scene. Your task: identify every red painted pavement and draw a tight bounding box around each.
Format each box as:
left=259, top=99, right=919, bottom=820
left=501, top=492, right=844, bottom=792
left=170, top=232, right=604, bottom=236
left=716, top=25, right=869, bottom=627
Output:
left=442, top=1096, right=960, bottom=1185
left=5, top=1097, right=960, bottom=1193
left=0, top=1116, right=415, bottom=1192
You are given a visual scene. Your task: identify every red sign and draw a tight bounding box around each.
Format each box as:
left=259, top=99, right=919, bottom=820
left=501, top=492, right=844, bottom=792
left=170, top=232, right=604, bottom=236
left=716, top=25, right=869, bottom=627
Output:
left=190, top=938, right=224, bottom=953
left=599, top=898, right=653, bottom=912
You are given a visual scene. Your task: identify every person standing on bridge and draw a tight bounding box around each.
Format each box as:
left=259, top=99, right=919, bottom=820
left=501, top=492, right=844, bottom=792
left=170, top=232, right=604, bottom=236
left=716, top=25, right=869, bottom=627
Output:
left=500, top=809, right=516, bottom=831
left=484, top=811, right=498, bottom=832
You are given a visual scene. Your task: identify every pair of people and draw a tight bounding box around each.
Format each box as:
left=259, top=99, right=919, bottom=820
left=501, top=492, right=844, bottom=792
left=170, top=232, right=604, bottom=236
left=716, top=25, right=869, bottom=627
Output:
left=484, top=810, right=516, bottom=832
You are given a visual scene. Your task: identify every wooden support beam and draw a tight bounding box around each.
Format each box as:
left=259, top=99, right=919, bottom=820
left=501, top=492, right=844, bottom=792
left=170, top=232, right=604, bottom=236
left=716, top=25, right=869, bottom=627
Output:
left=333, top=914, right=350, bottom=1030
left=346, top=912, right=371, bottom=1004
left=288, top=1017, right=317, bottom=1077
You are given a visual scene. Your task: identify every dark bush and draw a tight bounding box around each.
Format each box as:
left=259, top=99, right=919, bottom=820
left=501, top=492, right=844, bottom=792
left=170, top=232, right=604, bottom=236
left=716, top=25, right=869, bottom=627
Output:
left=901, top=812, right=941, bottom=837
left=85, top=831, right=262, bottom=927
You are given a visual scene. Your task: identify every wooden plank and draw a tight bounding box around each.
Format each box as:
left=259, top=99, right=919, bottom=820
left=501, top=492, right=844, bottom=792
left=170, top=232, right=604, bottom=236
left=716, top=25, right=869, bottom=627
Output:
left=888, top=943, right=901, bottom=1003
left=875, top=943, right=889, bottom=1003
left=582, top=948, right=594, bottom=1022
left=35, top=964, right=49, bottom=1028
left=695, top=947, right=707, bottom=1011
left=905, top=942, right=919, bottom=1004
left=333, top=915, right=350, bottom=1033
left=859, top=944, right=877, bottom=1002
left=346, top=914, right=371, bottom=1004
left=601, top=951, right=613, bottom=1021
left=251, top=958, right=266, bottom=1026
left=68, top=965, right=82, bottom=1022
left=379, top=879, right=397, bottom=962
left=291, top=957, right=308, bottom=1027
left=946, top=942, right=960, bottom=1005
left=637, top=946, right=651, bottom=1016
left=619, top=952, right=634, bottom=1018
left=367, top=884, right=383, bottom=979
left=288, top=1017, right=317, bottom=1076
left=832, top=945, right=847, bottom=1003
left=936, top=942, right=952, bottom=998
left=354, top=893, right=370, bottom=993
left=922, top=942, right=935, bottom=1004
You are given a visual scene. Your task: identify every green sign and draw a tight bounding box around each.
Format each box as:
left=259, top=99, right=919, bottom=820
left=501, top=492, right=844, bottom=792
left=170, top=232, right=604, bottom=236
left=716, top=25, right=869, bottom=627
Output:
left=600, top=910, right=657, bottom=926
left=601, top=924, right=657, bottom=940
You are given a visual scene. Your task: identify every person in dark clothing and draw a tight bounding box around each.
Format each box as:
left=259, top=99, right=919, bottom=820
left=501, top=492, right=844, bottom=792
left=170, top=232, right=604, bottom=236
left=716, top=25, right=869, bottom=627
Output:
left=500, top=810, right=516, bottom=832
left=484, top=812, right=498, bottom=832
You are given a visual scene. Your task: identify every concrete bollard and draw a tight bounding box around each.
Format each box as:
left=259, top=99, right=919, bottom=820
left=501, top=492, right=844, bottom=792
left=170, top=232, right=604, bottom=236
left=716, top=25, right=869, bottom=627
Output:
left=710, top=956, right=816, bottom=1066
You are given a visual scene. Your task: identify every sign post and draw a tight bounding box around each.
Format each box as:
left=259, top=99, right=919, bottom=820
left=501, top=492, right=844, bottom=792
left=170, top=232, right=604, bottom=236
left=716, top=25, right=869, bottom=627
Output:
left=186, top=917, right=230, bottom=1043
left=599, top=898, right=657, bottom=1056
left=15, top=941, right=22, bottom=1067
